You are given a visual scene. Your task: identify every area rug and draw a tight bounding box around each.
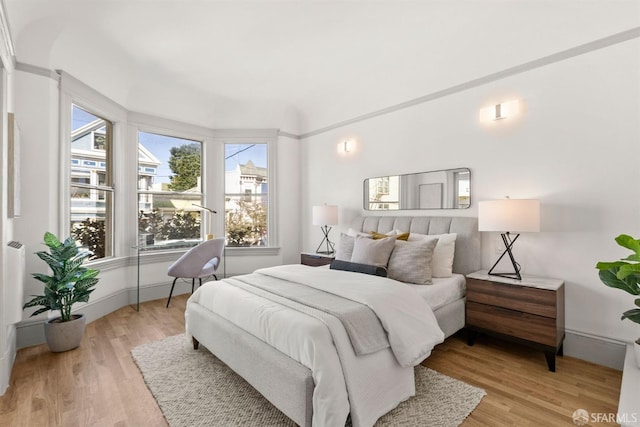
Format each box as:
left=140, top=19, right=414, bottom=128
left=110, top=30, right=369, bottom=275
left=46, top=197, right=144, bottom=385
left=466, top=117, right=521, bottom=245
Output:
left=132, top=334, right=486, bottom=427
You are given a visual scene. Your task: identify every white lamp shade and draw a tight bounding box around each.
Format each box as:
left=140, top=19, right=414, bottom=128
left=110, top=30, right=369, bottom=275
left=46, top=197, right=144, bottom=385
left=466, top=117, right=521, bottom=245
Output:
left=312, top=205, right=339, bottom=226
left=478, top=199, right=540, bottom=232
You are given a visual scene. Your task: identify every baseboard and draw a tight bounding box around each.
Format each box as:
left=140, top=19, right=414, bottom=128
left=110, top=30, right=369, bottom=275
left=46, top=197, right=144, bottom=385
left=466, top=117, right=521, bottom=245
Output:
left=564, top=329, right=627, bottom=371
left=0, top=325, right=17, bottom=396
left=15, top=281, right=190, bottom=350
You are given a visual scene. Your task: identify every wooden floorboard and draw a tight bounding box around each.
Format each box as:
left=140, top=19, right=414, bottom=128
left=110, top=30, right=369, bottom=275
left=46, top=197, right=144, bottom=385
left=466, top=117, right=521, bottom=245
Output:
left=0, top=295, right=622, bottom=426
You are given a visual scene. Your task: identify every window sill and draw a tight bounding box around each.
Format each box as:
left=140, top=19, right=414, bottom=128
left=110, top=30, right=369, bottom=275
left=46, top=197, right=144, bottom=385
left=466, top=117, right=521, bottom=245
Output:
left=85, top=246, right=281, bottom=271
left=225, top=246, right=280, bottom=256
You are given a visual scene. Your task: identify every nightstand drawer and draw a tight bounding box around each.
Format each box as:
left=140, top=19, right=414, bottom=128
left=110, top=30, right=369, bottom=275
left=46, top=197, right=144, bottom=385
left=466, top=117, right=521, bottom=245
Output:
left=466, top=301, right=558, bottom=347
left=300, top=253, right=334, bottom=267
left=466, top=278, right=557, bottom=318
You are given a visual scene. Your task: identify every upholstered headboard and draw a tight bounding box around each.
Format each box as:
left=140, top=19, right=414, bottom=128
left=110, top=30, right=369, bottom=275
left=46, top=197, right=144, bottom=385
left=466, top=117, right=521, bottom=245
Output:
left=350, top=216, right=481, bottom=276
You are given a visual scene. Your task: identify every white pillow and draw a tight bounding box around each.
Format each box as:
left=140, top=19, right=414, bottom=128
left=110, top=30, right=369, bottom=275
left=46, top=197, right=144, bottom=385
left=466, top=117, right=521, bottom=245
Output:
left=350, top=235, right=396, bottom=267
left=407, top=233, right=457, bottom=277
left=347, top=228, right=370, bottom=238
left=334, top=233, right=355, bottom=261
left=387, top=238, right=439, bottom=285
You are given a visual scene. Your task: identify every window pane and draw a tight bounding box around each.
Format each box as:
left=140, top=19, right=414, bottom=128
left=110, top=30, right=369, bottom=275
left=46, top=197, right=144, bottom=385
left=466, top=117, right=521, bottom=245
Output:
left=71, top=105, right=110, bottom=179
left=225, top=143, right=268, bottom=246
left=138, top=132, right=203, bottom=246
left=137, top=193, right=202, bottom=246
left=70, top=105, right=112, bottom=260
left=138, top=132, right=202, bottom=193
left=70, top=187, right=112, bottom=260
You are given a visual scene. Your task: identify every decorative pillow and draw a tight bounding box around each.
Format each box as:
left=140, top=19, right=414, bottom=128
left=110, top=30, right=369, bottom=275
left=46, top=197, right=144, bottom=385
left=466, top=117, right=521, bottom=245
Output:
left=330, top=259, right=387, bottom=277
left=350, top=235, right=396, bottom=267
left=408, top=233, right=457, bottom=277
left=347, top=228, right=370, bottom=238
left=387, top=238, right=439, bottom=284
left=369, top=230, right=410, bottom=241
left=334, top=233, right=355, bottom=261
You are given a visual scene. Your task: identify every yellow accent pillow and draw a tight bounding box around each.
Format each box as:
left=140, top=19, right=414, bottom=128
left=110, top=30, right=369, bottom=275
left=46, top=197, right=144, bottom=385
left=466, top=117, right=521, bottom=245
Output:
left=369, top=231, right=410, bottom=241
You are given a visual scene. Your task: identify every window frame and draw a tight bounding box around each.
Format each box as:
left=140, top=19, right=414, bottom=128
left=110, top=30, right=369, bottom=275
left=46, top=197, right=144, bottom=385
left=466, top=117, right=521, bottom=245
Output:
left=136, top=129, right=205, bottom=249
left=216, top=131, right=278, bottom=252
left=59, top=72, right=127, bottom=263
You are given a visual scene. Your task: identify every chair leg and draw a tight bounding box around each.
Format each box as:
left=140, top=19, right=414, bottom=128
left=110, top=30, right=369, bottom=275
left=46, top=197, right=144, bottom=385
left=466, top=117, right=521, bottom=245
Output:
left=167, top=277, right=178, bottom=308
left=198, top=278, right=202, bottom=288
left=191, top=278, right=195, bottom=294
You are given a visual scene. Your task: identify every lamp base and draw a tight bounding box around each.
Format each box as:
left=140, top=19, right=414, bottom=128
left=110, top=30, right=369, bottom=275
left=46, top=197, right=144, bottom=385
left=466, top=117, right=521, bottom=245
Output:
left=487, top=232, right=522, bottom=281
left=315, top=225, right=335, bottom=255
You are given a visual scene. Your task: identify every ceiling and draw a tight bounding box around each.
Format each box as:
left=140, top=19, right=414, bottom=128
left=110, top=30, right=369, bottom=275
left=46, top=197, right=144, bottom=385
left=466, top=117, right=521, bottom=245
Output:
left=5, top=0, right=639, bottom=134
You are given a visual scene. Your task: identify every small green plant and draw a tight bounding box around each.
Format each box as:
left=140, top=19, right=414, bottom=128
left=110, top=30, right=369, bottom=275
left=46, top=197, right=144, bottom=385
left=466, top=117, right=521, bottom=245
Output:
left=596, top=234, right=640, bottom=333
left=23, top=232, right=100, bottom=322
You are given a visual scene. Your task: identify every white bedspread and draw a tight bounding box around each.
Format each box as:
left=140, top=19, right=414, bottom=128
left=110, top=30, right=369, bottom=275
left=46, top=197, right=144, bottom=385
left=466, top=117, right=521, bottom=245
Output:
left=186, top=264, right=444, bottom=427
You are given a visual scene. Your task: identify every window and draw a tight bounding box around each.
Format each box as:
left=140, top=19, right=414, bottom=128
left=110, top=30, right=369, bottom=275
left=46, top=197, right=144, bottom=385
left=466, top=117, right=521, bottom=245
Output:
left=224, top=143, right=269, bottom=247
left=137, top=132, right=203, bottom=248
left=70, top=105, right=113, bottom=260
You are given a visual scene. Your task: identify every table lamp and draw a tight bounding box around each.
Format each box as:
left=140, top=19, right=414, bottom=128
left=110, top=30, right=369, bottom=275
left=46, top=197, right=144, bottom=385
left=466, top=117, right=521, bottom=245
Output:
left=312, top=204, right=339, bottom=255
left=478, top=198, right=540, bottom=280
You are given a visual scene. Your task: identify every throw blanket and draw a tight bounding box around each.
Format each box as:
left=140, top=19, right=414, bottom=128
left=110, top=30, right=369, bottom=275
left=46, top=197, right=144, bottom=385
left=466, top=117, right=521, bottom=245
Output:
left=250, top=265, right=443, bottom=368
left=230, top=272, right=390, bottom=356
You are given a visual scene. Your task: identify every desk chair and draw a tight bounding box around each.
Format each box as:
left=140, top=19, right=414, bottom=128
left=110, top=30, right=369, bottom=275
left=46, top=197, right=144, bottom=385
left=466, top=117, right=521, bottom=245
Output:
left=166, top=237, right=225, bottom=307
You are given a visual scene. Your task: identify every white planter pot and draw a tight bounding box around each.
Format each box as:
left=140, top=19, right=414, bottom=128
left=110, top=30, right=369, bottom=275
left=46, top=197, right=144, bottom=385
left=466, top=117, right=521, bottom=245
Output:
left=634, top=340, right=640, bottom=369
left=44, top=314, right=87, bottom=353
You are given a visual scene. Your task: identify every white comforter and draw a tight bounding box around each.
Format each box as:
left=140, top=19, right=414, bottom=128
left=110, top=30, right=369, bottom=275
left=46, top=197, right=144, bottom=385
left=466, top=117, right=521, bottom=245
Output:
left=186, top=264, right=444, bottom=427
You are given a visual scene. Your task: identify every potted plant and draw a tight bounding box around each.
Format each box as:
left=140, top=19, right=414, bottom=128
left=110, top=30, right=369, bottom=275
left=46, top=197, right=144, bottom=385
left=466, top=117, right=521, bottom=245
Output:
left=23, top=232, right=100, bottom=352
left=596, top=234, right=640, bottom=366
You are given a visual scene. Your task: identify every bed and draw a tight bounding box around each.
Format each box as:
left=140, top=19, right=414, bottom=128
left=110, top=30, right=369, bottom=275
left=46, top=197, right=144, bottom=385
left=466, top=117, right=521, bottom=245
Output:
left=185, top=215, right=480, bottom=427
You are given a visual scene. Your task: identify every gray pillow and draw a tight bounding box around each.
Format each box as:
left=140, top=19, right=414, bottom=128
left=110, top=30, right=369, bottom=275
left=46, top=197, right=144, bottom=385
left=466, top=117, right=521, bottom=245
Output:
left=387, top=238, right=439, bottom=285
left=334, top=233, right=355, bottom=261
left=330, top=259, right=387, bottom=277
left=350, top=235, right=396, bottom=267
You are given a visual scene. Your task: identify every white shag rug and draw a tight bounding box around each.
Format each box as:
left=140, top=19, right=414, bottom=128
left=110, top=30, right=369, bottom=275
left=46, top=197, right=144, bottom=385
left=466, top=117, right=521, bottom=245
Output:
left=132, top=334, right=486, bottom=427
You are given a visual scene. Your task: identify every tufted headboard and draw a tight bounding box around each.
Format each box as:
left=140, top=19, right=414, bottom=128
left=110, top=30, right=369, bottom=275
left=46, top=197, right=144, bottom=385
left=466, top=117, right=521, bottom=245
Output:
left=349, top=216, right=481, bottom=276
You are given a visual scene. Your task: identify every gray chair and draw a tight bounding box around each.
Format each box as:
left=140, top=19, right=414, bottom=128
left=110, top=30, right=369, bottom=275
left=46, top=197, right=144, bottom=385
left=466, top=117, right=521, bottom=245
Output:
left=166, top=237, right=225, bottom=307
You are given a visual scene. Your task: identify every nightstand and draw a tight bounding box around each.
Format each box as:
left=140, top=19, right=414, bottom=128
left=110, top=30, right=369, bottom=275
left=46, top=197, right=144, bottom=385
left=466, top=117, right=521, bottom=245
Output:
left=465, top=270, right=565, bottom=372
left=300, top=253, right=334, bottom=267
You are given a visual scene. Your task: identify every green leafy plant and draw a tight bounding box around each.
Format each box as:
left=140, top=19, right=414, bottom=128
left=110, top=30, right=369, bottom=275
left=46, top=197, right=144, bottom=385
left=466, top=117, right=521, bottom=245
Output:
left=596, top=234, right=640, bottom=334
left=23, top=232, right=100, bottom=322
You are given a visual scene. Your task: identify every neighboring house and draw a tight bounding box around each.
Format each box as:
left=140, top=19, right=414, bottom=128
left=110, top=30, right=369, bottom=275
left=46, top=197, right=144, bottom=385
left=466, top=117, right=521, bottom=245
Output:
left=70, top=119, right=161, bottom=224
left=225, top=160, right=268, bottom=203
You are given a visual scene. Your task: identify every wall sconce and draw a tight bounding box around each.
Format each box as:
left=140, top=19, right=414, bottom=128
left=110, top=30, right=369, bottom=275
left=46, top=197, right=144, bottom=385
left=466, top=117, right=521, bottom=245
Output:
left=337, top=139, right=355, bottom=154
left=479, top=99, right=520, bottom=122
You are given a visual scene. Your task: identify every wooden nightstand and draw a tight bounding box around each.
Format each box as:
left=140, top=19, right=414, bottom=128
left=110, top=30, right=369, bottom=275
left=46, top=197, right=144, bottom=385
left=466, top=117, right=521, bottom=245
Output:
left=300, top=253, right=334, bottom=267
left=465, top=270, right=565, bottom=372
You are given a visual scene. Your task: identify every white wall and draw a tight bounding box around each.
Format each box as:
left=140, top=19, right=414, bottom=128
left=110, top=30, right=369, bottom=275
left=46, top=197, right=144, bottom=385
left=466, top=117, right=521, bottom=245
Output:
left=300, top=38, right=640, bottom=359
left=0, top=64, right=15, bottom=395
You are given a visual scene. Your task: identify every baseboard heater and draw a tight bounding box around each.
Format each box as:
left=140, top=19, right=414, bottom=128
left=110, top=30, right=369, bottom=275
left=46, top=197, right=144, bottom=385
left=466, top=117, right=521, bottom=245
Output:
left=5, top=241, right=25, bottom=325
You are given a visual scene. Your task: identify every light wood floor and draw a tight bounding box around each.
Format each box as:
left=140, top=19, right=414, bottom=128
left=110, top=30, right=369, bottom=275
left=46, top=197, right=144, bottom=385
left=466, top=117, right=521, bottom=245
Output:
left=0, top=295, right=622, bottom=427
